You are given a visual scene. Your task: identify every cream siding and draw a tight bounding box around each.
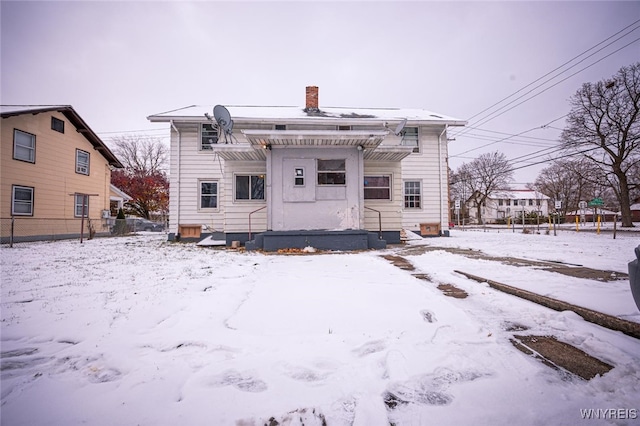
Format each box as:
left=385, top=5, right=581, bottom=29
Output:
left=363, top=162, right=402, bottom=231
left=400, top=126, right=449, bottom=232
left=223, top=162, right=267, bottom=233
left=1, top=111, right=113, bottom=239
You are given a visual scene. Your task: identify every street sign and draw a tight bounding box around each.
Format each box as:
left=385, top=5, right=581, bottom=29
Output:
left=454, top=199, right=461, bottom=209
left=588, top=197, right=604, bottom=207
left=578, top=201, right=587, bottom=209
left=555, top=200, right=562, bottom=209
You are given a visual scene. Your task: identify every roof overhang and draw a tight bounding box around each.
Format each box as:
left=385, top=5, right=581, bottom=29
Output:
left=215, top=145, right=267, bottom=161
left=363, top=145, right=415, bottom=162
left=242, top=130, right=389, bottom=149
left=2, top=105, right=123, bottom=168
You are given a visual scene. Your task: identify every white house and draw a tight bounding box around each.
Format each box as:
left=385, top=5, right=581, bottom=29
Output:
left=467, top=189, right=550, bottom=224
left=147, top=87, right=465, bottom=250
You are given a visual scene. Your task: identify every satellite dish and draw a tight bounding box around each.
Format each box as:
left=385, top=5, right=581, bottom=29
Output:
left=213, top=105, right=233, bottom=134
left=394, top=119, right=407, bottom=136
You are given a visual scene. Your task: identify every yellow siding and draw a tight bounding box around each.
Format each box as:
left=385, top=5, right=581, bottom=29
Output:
left=363, top=162, right=403, bottom=231
left=1, top=111, right=112, bottom=238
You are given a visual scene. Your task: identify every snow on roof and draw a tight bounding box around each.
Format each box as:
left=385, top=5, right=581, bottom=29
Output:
left=147, top=105, right=466, bottom=125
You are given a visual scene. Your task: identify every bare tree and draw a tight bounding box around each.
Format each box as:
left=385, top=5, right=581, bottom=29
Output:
left=455, top=151, right=513, bottom=224
left=110, top=135, right=169, bottom=220
left=532, top=158, right=598, bottom=216
left=112, top=135, right=168, bottom=174
left=561, top=62, right=640, bottom=227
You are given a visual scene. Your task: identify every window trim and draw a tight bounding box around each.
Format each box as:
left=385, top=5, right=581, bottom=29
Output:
left=13, top=129, right=36, bottom=163
left=200, top=123, right=219, bottom=151
left=234, top=174, right=266, bottom=202
left=74, top=194, right=89, bottom=218
left=401, top=126, right=420, bottom=154
left=364, top=175, right=392, bottom=201
left=51, top=117, right=65, bottom=133
left=317, top=159, right=346, bottom=186
left=199, top=180, right=219, bottom=210
left=11, top=185, right=34, bottom=216
left=75, top=149, right=90, bottom=175
left=403, top=180, right=422, bottom=209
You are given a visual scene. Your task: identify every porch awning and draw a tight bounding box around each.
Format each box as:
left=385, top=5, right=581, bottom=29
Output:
left=215, top=145, right=267, bottom=161
left=241, top=130, right=389, bottom=149
left=363, top=145, right=415, bottom=162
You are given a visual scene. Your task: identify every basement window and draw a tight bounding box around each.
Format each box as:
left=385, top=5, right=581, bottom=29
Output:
left=274, top=124, right=287, bottom=130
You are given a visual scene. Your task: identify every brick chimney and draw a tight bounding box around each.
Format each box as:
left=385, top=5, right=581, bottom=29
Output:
left=305, top=86, right=319, bottom=110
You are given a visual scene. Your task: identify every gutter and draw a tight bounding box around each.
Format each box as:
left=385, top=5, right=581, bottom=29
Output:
left=439, top=125, right=448, bottom=234
left=170, top=120, right=181, bottom=239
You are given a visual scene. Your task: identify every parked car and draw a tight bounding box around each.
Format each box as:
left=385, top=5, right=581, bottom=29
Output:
left=127, top=218, right=163, bottom=232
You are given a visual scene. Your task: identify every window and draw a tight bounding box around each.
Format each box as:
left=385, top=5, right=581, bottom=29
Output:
left=51, top=117, right=64, bottom=133
left=337, top=125, right=352, bottom=131
left=12, top=185, right=34, bottom=216
left=364, top=175, right=391, bottom=200
left=200, top=181, right=218, bottom=209
left=235, top=175, right=265, bottom=200
left=274, top=124, right=287, bottom=130
left=74, top=194, right=89, bottom=217
left=401, top=127, right=419, bottom=153
left=498, top=199, right=504, bottom=206
left=295, top=168, right=305, bottom=186
left=506, top=199, right=511, bottom=206
left=528, top=199, right=534, bottom=206
left=536, top=199, right=541, bottom=206
left=317, top=159, right=346, bottom=185
left=76, top=149, right=90, bottom=175
left=13, top=129, right=35, bottom=163
left=201, top=124, right=218, bottom=150
left=404, top=181, right=421, bottom=208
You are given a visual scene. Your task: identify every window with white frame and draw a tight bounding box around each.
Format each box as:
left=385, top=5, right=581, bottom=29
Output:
left=235, top=175, right=265, bottom=201
left=294, top=168, right=305, bottom=186
left=12, top=185, right=34, bottom=216
left=498, top=199, right=504, bottom=206
left=364, top=175, right=391, bottom=200
left=201, top=124, right=218, bottom=150
left=317, top=159, right=346, bottom=185
left=74, top=194, right=89, bottom=217
left=76, top=149, right=90, bottom=175
left=404, top=181, right=421, bottom=208
left=13, top=129, right=35, bottom=163
left=200, top=181, right=218, bottom=209
left=401, top=127, right=419, bottom=153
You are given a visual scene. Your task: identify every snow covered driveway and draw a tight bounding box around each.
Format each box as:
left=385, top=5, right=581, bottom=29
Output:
left=2, top=231, right=639, bottom=425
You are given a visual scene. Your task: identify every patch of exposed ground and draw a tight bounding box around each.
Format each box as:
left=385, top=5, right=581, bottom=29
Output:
left=398, top=245, right=627, bottom=282
left=410, top=273, right=468, bottom=298
left=510, top=335, right=613, bottom=380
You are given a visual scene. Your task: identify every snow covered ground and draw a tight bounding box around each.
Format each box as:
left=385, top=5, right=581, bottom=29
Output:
left=1, top=229, right=639, bottom=426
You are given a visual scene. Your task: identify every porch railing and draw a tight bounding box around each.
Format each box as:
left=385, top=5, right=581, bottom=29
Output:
left=248, top=206, right=267, bottom=241
left=364, top=206, right=383, bottom=240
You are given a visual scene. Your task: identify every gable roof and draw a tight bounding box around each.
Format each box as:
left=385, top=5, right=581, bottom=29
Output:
left=148, top=105, right=466, bottom=126
left=1, top=105, right=123, bottom=168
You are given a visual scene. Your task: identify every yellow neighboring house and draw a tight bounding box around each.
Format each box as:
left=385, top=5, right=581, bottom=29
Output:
left=1, top=105, right=123, bottom=242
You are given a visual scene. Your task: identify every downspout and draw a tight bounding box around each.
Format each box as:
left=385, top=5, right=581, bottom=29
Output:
left=438, top=125, right=448, bottom=235
left=170, top=120, right=181, bottom=240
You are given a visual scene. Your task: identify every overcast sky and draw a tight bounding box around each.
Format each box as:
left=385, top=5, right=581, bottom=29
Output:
left=2, top=1, right=638, bottom=184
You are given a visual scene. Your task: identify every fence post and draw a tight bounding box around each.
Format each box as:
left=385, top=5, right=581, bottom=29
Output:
left=10, top=216, right=15, bottom=248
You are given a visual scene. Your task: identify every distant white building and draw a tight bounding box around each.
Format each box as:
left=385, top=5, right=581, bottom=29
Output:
left=467, top=189, right=550, bottom=224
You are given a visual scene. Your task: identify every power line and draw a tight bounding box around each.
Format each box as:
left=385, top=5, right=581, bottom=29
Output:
left=450, top=20, right=640, bottom=139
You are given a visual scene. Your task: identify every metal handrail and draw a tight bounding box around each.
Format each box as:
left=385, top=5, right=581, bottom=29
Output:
left=248, top=206, right=267, bottom=240
left=364, top=206, right=383, bottom=240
